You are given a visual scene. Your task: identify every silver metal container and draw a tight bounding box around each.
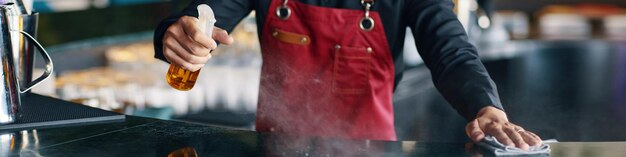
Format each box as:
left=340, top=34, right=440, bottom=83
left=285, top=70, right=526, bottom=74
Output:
left=0, top=4, right=53, bottom=124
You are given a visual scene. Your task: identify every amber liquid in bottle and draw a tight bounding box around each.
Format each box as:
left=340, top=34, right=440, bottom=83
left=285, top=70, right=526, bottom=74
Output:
left=166, top=4, right=214, bottom=91
left=166, top=65, right=200, bottom=91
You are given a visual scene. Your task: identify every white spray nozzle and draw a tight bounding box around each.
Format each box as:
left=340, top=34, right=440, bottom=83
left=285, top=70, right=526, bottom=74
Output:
left=197, top=4, right=217, bottom=38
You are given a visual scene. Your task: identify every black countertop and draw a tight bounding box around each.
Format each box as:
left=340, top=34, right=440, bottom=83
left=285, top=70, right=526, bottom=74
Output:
left=2, top=40, right=626, bottom=156
left=2, top=115, right=626, bottom=157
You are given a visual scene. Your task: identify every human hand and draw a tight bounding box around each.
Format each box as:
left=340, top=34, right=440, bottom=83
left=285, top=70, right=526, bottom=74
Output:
left=465, top=106, right=542, bottom=150
left=162, top=16, right=234, bottom=71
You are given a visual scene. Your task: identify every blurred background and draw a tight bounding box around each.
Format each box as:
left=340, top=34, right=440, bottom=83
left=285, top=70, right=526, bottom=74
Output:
left=27, top=0, right=626, bottom=143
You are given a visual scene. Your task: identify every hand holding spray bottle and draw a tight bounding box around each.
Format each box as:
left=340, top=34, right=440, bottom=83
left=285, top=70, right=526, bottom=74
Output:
left=166, top=4, right=216, bottom=91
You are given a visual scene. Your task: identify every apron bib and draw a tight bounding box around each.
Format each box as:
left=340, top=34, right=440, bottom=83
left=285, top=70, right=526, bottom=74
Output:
left=256, top=0, right=396, bottom=141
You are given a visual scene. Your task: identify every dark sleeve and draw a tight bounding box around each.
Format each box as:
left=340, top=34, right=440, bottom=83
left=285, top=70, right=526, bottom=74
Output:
left=153, top=0, right=254, bottom=62
left=405, top=0, right=503, bottom=120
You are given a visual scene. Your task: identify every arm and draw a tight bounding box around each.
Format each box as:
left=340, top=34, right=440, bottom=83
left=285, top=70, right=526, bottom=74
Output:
left=405, top=0, right=541, bottom=149
left=406, top=0, right=500, bottom=124
left=154, top=0, right=253, bottom=70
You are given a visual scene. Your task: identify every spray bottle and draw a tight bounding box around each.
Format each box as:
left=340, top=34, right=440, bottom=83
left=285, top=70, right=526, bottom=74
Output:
left=166, top=4, right=216, bottom=91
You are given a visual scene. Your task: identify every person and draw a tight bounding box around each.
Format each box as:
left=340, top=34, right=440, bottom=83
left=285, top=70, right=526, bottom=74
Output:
left=154, top=0, right=542, bottom=150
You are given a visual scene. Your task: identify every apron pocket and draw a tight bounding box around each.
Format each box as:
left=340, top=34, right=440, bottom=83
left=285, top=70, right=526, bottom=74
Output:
left=333, top=45, right=372, bottom=94
left=271, top=28, right=311, bottom=45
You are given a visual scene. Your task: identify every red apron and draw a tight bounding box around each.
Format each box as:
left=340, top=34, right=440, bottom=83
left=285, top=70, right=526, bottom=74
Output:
left=256, top=0, right=396, bottom=141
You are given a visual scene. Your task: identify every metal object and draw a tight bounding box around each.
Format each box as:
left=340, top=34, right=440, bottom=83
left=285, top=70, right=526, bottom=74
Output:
left=0, top=4, right=53, bottom=124
left=276, top=0, right=291, bottom=20
left=14, top=0, right=31, bottom=15
left=15, top=12, right=38, bottom=95
left=360, top=0, right=375, bottom=31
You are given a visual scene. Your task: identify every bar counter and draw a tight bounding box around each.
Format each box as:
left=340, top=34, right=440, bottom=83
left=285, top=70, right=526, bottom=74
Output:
left=0, top=113, right=624, bottom=156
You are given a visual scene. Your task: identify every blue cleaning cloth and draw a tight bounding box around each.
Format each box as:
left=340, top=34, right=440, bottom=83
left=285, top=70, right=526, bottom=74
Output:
left=476, top=136, right=551, bottom=156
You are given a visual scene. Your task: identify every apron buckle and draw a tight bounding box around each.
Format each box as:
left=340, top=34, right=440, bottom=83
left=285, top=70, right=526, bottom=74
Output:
left=276, top=6, right=291, bottom=20
left=360, top=17, right=375, bottom=31
left=360, top=0, right=375, bottom=31
left=276, top=0, right=291, bottom=20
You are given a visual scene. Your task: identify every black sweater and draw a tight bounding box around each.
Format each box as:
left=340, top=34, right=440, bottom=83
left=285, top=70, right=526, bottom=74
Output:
left=153, top=0, right=503, bottom=120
